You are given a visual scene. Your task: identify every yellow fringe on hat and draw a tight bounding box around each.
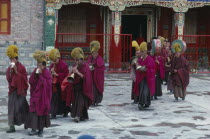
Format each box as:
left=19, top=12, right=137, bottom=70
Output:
left=48, top=49, right=60, bottom=61
left=132, top=41, right=140, bottom=51
left=90, top=41, right=100, bottom=53
left=33, top=50, right=47, bottom=63
left=160, top=37, right=165, bottom=45
left=71, top=47, right=84, bottom=59
left=139, top=42, right=147, bottom=52
left=6, top=45, right=19, bottom=58
left=173, top=43, right=181, bottom=52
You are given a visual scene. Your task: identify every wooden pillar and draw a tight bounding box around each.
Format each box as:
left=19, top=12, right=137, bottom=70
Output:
left=174, top=12, right=185, bottom=40
left=109, top=11, right=122, bottom=70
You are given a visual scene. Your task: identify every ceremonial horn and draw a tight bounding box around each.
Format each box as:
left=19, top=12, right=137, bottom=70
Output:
left=67, top=73, right=75, bottom=82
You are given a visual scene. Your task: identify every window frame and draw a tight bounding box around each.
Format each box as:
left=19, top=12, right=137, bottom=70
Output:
left=0, top=0, right=11, bottom=35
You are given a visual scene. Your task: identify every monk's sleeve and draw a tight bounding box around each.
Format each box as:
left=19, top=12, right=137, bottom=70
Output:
left=12, top=65, right=28, bottom=97
left=177, top=57, right=190, bottom=90
left=57, top=63, right=69, bottom=83
left=82, top=65, right=93, bottom=106
left=61, top=76, right=74, bottom=106
left=159, top=57, right=165, bottom=80
left=146, top=57, right=156, bottom=96
left=32, top=72, right=52, bottom=116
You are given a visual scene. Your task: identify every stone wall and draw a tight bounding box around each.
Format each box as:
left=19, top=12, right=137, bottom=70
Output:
left=0, top=0, right=44, bottom=74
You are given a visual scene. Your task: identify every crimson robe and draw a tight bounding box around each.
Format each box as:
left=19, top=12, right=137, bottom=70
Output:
left=6, top=62, right=28, bottom=97
left=153, top=55, right=165, bottom=80
left=61, top=63, right=93, bottom=106
left=29, top=68, right=52, bottom=116
left=134, top=55, right=156, bottom=96
left=87, top=55, right=105, bottom=94
left=49, top=59, right=69, bottom=84
left=171, top=55, right=190, bottom=91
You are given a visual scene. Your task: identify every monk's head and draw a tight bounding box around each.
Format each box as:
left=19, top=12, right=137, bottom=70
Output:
left=167, top=42, right=170, bottom=47
left=175, top=51, right=181, bottom=58
left=9, top=57, right=18, bottom=63
left=91, top=51, right=98, bottom=59
left=74, top=58, right=83, bottom=66
left=37, top=61, right=46, bottom=71
left=140, top=50, right=147, bottom=59
left=52, top=58, right=59, bottom=65
left=135, top=50, right=141, bottom=58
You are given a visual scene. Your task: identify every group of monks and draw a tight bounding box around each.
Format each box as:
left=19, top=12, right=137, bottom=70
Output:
left=4, top=37, right=190, bottom=137
left=5, top=41, right=105, bottom=136
left=130, top=37, right=190, bottom=110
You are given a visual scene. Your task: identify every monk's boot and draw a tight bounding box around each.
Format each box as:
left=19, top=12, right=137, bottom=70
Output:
left=74, top=117, right=80, bottom=123
left=38, top=129, right=43, bottom=137
left=50, top=115, right=56, bottom=119
left=173, top=97, right=178, bottom=102
left=6, top=126, right=15, bottom=133
left=154, top=96, right=158, bottom=100
left=28, top=129, right=37, bottom=136
left=182, top=97, right=185, bottom=100
left=138, top=104, right=144, bottom=110
left=63, top=113, right=68, bottom=117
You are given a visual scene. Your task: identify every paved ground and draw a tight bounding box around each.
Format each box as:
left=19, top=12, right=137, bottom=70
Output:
left=0, top=74, right=210, bottom=139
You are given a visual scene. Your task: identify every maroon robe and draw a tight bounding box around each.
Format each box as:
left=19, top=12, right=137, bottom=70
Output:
left=49, top=59, right=69, bottom=85
left=154, top=55, right=165, bottom=80
left=6, top=62, right=28, bottom=97
left=29, top=68, right=52, bottom=116
left=49, top=59, right=69, bottom=116
left=62, top=63, right=93, bottom=107
left=171, top=55, right=190, bottom=91
left=134, top=55, right=156, bottom=96
left=87, top=55, right=105, bottom=94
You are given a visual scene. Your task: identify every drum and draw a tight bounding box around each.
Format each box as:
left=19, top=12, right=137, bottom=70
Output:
left=172, top=40, right=187, bottom=53
left=151, top=39, right=162, bottom=55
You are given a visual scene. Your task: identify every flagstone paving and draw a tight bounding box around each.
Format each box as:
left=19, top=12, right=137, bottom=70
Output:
left=0, top=74, right=209, bottom=139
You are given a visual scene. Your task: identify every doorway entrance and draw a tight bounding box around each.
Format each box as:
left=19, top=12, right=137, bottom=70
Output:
left=122, top=15, right=147, bottom=56
left=122, top=15, right=147, bottom=42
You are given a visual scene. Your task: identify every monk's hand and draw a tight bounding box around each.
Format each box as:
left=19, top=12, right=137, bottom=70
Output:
left=174, top=69, right=177, bottom=73
left=140, top=66, right=146, bottom=72
left=53, top=71, right=58, bottom=76
left=72, top=68, right=78, bottom=73
left=13, top=65, right=18, bottom=74
left=155, top=59, right=159, bottom=64
left=38, top=68, right=42, bottom=74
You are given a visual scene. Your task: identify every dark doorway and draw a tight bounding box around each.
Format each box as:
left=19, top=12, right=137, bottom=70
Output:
left=122, top=15, right=147, bottom=57
left=122, top=15, right=147, bottom=41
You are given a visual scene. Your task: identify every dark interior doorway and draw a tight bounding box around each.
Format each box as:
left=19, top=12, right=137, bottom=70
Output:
left=122, top=15, right=147, bottom=57
left=122, top=15, right=147, bottom=41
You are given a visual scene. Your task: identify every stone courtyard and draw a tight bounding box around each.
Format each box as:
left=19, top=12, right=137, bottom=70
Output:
left=0, top=74, right=209, bottom=139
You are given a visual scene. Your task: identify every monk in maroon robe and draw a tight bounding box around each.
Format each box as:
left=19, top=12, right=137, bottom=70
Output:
left=134, top=42, right=155, bottom=110
left=87, top=41, right=105, bottom=106
left=130, top=40, right=141, bottom=104
left=6, top=45, right=29, bottom=133
left=153, top=54, right=165, bottom=100
left=171, top=43, right=190, bottom=102
left=49, top=49, right=69, bottom=118
left=165, top=49, right=174, bottom=93
left=25, top=50, right=52, bottom=136
left=62, top=47, right=93, bottom=123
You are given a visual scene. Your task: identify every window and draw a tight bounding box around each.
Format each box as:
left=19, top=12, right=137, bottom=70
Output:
left=0, top=0, right=10, bottom=34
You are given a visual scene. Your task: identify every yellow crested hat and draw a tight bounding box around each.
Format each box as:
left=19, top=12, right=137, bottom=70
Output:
left=139, top=42, right=147, bottom=52
left=33, top=50, right=47, bottom=63
left=71, top=47, right=84, bottom=59
left=6, top=45, right=19, bottom=58
left=173, top=43, right=181, bottom=52
left=48, top=49, right=60, bottom=61
left=90, top=41, right=100, bottom=53
left=160, top=37, right=165, bottom=45
left=132, top=41, right=140, bottom=51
